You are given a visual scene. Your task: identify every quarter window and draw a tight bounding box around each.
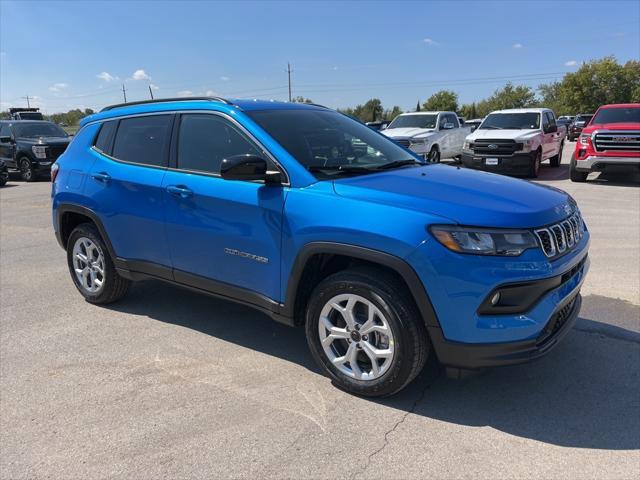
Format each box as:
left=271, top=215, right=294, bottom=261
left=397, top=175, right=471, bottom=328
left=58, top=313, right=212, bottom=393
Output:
left=112, top=115, right=172, bottom=167
left=177, top=114, right=261, bottom=174
left=94, top=121, right=117, bottom=154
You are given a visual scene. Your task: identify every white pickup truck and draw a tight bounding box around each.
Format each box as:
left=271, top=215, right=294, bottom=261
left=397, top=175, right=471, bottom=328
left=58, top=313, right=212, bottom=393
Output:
left=382, top=111, right=471, bottom=162
left=461, top=108, right=565, bottom=178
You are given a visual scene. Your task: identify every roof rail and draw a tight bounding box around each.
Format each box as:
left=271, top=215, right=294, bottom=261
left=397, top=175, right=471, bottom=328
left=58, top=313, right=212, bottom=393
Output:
left=100, top=96, right=232, bottom=112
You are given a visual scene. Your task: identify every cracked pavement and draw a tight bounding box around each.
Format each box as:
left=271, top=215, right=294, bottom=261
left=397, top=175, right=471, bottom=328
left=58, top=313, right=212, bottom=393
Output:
left=1, top=143, right=639, bottom=479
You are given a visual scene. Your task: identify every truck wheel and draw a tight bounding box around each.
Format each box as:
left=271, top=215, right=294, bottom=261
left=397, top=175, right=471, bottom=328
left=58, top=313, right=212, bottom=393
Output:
left=570, top=156, right=588, bottom=183
left=305, top=268, right=429, bottom=397
left=19, top=158, right=35, bottom=182
left=428, top=146, right=440, bottom=163
left=550, top=141, right=563, bottom=167
left=67, top=223, right=130, bottom=304
left=528, top=150, right=541, bottom=178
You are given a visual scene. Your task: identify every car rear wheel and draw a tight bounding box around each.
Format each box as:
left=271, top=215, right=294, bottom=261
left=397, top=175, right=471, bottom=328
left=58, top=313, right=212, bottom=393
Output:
left=67, top=223, right=130, bottom=304
left=305, top=268, right=429, bottom=397
left=19, top=158, right=35, bottom=182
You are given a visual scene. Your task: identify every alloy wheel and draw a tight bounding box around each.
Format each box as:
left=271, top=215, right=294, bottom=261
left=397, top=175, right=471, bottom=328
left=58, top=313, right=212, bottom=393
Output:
left=72, top=237, right=106, bottom=294
left=318, top=293, right=395, bottom=380
left=20, top=159, right=32, bottom=181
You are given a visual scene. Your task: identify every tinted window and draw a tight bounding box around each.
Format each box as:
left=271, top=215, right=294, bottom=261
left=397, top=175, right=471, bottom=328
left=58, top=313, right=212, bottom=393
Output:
left=387, top=114, right=437, bottom=129
left=480, top=113, right=540, bottom=130
left=592, top=107, right=640, bottom=124
left=0, top=123, right=9, bottom=138
left=177, top=114, right=261, bottom=174
left=94, top=121, right=117, bottom=154
left=112, top=115, right=172, bottom=167
left=12, top=122, right=68, bottom=138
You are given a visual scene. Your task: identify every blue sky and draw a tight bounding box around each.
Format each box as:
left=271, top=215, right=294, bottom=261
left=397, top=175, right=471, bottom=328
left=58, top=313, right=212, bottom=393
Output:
left=1, top=0, right=638, bottom=114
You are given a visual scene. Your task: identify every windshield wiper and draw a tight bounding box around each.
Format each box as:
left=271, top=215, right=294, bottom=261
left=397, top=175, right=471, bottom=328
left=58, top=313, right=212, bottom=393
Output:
left=376, top=159, right=424, bottom=170
left=307, top=165, right=377, bottom=174
left=482, top=126, right=504, bottom=130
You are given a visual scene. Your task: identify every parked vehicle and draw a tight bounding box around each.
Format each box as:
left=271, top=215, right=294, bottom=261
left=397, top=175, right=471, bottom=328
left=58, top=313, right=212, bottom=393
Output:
left=0, top=159, right=8, bottom=186
left=382, top=111, right=471, bottom=162
left=365, top=120, right=392, bottom=131
left=9, top=107, right=44, bottom=121
left=465, top=118, right=483, bottom=132
left=570, top=103, right=640, bottom=182
left=556, top=117, right=572, bottom=135
left=462, top=108, right=565, bottom=178
left=0, top=120, right=70, bottom=181
left=558, top=115, right=574, bottom=123
left=568, top=114, right=594, bottom=141
left=52, top=97, right=589, bottom=397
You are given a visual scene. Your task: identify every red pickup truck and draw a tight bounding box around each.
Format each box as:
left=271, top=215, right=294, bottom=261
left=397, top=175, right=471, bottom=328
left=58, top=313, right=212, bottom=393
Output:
left=570, top=103, right=640, bottom=182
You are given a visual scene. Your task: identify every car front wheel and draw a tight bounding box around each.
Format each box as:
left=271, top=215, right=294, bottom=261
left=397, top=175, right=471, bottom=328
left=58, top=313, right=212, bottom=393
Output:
left=19, top=158, right=35, bottom=182
left=305, top=268, right=429, bottom=397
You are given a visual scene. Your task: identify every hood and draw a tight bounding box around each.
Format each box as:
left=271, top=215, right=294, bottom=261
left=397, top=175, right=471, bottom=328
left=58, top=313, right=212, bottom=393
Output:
left=17, top=136, right=71, bottom=146
left=383, top=127, right=436, bottom=139
left=468, top=129, right=538, bottom=141
left=333, top=164, right=572, bottom=228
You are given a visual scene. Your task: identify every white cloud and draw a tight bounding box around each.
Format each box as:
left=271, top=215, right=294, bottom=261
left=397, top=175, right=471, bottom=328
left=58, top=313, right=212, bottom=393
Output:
left=97, top=71, right=116, bottom=82
left=512, top=43, right=523, bottom=49
left=423, top=38, right=439, bottom=46
left=132, top=69, right=151, bottom=81
left=48, top=83, right=69, bottom=92
left=149, top=83, right=160, bottom=91
left=220, top=76, right=230, bottom=82
left=205, top=90, right=219, bottom=96
left=177, top=90, right=193, bottom=97
left=565, top=60, right=578, bottom=67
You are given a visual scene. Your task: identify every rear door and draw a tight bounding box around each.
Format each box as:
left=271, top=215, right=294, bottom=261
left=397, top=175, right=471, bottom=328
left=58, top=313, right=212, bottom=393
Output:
left=541, top=112, right=555, bottom=159
left=162, top=112, right=286, bottom=301
left=84, top=114, right=174, bottom=272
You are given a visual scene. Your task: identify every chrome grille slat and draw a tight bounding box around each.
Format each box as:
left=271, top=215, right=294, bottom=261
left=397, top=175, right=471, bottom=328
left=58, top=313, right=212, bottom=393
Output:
left=534, top=211, right=585, bottom=258
left=593, top=130, right=640, bottom=152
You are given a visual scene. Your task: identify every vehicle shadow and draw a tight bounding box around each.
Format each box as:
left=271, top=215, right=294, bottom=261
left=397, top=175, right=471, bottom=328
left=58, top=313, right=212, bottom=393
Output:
left=108, top=281, right=640, bottom=451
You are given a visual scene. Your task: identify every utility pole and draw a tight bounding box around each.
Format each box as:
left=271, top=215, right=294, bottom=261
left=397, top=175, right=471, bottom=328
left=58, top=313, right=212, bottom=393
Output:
left=287, top=62, right=292, bottom=102
left=148, top=85, right=154, bottom=100
left=22, top=95, right=32, bottom=108
left=121, top=84, right=128, bottom=103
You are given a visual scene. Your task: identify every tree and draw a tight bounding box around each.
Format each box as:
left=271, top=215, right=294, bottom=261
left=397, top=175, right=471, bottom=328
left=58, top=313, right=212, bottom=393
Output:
left=474, top=83, right=537, bottom=117
left=422, top=90, right=459, bottom=112
left=415, top=101, right=421, bottom=112
left=292, top=96, right=313, bottom=104
left=460, top=102, right=478, bottom=119
left=338, top=98, right=383, bottom=122
left=539, top=57, right=640, bottom=114
left=384, top=106, right=403, bottom=120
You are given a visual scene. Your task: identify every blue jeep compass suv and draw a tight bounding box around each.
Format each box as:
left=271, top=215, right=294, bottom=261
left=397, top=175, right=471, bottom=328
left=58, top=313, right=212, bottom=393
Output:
left=52, top=97, right=589, bottom=397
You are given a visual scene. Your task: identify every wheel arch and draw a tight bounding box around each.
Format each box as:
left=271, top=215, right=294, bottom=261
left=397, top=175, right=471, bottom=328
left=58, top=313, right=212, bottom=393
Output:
left=57, top=204, right=116, bottom=259
left=282, top=242, right=440, bottom=329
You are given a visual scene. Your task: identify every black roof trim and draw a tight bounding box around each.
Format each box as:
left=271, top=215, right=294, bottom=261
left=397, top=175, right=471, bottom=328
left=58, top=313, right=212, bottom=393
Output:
left=100, top=96, right=233, bottom=112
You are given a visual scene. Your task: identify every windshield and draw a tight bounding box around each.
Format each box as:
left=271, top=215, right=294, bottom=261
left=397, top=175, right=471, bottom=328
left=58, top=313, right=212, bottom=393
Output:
left=13, top=122, right=68, bottom=138
left=387, top=114, right=438, bottom=129
left=480, top=112, right=540, bottom=130
left=247, top=109, right=420, bottom=180
left=592, top=107, right=640, bottom=124
left=17, top=112, right=44, bottom=120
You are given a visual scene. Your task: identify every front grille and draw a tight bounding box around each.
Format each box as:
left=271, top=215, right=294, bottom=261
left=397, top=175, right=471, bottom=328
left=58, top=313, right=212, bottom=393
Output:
left=534, top=211, right=585, bottom=258
left=48, top=144, right=68, bottom=160
left=593, top=131, right=640, bottom=152
left=472, top=139, right=521, bottom=156
left=394, top=138, right=411, bottom=148
left=537, top=294, right=578, bottom=345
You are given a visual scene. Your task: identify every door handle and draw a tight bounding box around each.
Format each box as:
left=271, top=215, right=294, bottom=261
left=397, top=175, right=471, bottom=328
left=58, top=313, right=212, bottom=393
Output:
left=91, top=172, right=111, bottom=183
left=166, top=185, right=193, bottom=198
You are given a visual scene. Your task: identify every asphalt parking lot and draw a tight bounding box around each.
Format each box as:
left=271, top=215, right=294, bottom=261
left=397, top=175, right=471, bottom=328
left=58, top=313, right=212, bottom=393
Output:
left=1, top=142, right=639, bottom=479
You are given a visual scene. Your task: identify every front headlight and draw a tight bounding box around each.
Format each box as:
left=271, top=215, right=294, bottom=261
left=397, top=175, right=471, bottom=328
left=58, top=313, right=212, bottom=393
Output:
left=463, top=140, right=472, bottom=150
left=410, top=137, right=425, bottom=145
left=430, top=225, right=539, bottom=256
left=520, top=139, right=533, bottom=152
left=32, top=146, right=48, bottom=159
left=579, top=134, right=590, bottom=145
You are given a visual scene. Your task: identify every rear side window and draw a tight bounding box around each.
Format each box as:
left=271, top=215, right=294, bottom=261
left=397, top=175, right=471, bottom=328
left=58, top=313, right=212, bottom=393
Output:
left=176, top=114, right=260, bottom=174
left=94, top=121, right=117, bottom=154
left=112, top=115, right=172, bottom=167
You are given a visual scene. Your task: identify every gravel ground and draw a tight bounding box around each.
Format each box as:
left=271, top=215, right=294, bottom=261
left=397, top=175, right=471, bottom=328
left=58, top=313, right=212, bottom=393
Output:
left=1, top=142, right=639, bottom=479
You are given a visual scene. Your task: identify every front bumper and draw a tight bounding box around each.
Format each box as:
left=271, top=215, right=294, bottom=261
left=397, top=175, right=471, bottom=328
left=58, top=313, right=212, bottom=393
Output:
left=461, top=151, right=534, bottom=175
left=573, top=154, right=640, bottom=172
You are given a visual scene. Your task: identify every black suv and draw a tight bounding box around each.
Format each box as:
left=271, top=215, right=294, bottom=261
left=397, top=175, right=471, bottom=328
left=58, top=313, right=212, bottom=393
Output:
left=0, top=120, right=70, bottom=181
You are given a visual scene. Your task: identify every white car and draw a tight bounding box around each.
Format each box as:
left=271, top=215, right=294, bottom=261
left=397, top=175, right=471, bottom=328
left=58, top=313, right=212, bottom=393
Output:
left=461, top=108, right=565, bottom=178
left=382, top=111, right=471, bottom=162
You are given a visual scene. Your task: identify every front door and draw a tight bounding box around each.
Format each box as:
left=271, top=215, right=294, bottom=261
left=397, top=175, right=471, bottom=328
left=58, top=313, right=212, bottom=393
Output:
left=162, top=112, right=287, bottom=302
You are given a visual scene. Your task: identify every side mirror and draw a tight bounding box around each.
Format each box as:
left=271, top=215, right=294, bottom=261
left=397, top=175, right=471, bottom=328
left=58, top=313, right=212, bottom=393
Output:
left=442, top=122, right=455, bottom=130
left=546, top=124, right=558, bottom=133
left=0, top=136, right=12, bottom=143
left=220, top=154, right=282, bottom=185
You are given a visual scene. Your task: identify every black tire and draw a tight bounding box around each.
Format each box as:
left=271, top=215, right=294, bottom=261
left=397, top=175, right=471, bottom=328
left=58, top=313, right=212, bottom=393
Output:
left=0, top=175, right=7, bottom=187
left=528, top=149, right=542, bottom=178
left=428, top=146, right=440, bottom=163
left=305, top=268, right=429, bottom=397
left=569, top=155, right=588, bottom=183
left=66, top=223, right=130, bottom=304
left=550, top=141, right=563, bottom=168
left=19, top=157, right=36, bottom=182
